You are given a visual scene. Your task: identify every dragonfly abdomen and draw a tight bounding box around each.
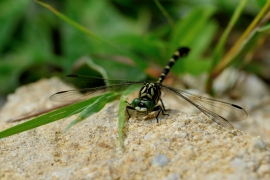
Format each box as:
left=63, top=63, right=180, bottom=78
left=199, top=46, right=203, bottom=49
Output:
left=138, top=47, right=190, bottom=106
left=157, top=47, right=190, bottom=84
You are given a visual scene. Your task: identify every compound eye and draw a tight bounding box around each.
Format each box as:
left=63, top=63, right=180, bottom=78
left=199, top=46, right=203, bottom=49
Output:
left=144, top=100, right=155, bottom=111
left=131, top=98, right=141, bottom=108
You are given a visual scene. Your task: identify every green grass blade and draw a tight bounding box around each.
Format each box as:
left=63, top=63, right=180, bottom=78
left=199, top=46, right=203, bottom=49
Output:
left=35, top=0, right=120, bottom=52
left=0, top=95, right=106, bottom=139
left=64, top=92, right=119, bottom=132
left=35, top=0, right=100, bottom=41
left=118, top=85, right=141, bottom=151
left=118, top=95, right=128, bottom=151
left=258, top=23, right=270, bottom=32
left=170, top=6, right=216, bottom=52
left=230, top=23, right=270, bottom=66
left=211, top=0, right=248, bottom=68
left=153, top=0, right=174, bottom=28
left=206, top=0, right=248, bottom=94
left=206, top=0, right=270, bottom=93
left=210, top=1, right=270, bottom=78
left=35, top=1, right=150, bottom=72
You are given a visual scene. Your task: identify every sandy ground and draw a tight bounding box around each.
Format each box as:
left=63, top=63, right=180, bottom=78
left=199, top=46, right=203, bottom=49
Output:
left=0, top=77, right=270, bottom=179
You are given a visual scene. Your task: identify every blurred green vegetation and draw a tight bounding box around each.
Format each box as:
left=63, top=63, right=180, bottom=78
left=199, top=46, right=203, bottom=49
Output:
left=0, top=0, right=269, bottom=96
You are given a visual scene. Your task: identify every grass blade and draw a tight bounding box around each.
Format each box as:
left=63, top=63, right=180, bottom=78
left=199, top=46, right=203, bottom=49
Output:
left=153, top=0, right=174, bottom=28
left=64, top=92, right=119, bottom=132
left=207, top=0, right=270, bottom=92
left=35, top=0, right=121, bottom=52
left=118, top=85, right=141, bottom=151
left=211, top=0, right=248, bottom=67
left=118, top=95, right=127, bottom=151
left=205, top=0, right=248, bottom=94
left=0, top=95, right=108, bottom=139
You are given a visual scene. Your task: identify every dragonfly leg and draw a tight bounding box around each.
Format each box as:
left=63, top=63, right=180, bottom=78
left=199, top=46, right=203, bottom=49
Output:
left=160, top=99, right=167, bottom=111
left=126, top=105, right=135, bottom=120
left=125, top=101, right=131, bottom=106
left=153, top=105, right=169, bottom=123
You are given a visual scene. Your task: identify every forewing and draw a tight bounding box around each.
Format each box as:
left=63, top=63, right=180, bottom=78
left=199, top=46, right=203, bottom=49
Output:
left=64, top=74, right=141, bottom=87
left=50, top=83, right=143, bottom=102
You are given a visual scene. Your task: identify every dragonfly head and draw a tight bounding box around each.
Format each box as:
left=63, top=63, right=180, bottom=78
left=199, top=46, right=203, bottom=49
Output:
left=131, top=98, right=155, bottom=112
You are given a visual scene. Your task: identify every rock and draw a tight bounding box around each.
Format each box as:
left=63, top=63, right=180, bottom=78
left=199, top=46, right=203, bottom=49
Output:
left=0, top=78, right=270, bottom=179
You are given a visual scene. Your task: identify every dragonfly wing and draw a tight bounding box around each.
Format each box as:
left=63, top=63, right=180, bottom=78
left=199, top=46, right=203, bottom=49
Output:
left=161, top=85, right=248, bottom=127
left=50, top=83, right=143, bottom=102
left=64, top=74, right=141, bottom=87
left=196, top=104, right=234, bottom=129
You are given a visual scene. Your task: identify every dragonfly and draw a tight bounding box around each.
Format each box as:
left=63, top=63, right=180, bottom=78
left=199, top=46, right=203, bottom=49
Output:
left=50, top=47, right=248, bottom=129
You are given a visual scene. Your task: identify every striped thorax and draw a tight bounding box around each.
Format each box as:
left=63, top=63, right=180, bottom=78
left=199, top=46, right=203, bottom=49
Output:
left=139, top=82, right=161, bottom=104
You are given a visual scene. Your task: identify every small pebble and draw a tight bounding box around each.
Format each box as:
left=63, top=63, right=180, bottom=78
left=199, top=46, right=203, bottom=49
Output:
left=163, top=173, right=181, bottom=180
left=246, top=161, right=259, bottom=171
left=257, top=164, right=270, bottom=175
left=144, top=132, right=152, bottom=140
left=151, top=154, right=169, bottom=167
left=231, top=158, right=246, bottom=170
left=183, top=147, right=196, bottom=160
left=178, top=121, right=186, bottom=127
left=253, top=138, right=266, bottom=150
left=10, top=151, right=17, bottom=157
left=193, top=135, right=202, bottom=141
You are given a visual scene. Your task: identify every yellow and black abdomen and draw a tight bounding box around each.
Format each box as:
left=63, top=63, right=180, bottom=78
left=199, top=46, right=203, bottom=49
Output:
left=157, top=47, right=190, bottom=84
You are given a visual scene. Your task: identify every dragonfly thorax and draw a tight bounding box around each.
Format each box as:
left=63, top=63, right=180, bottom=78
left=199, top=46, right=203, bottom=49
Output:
left=139, top=82, right=161, bottom=105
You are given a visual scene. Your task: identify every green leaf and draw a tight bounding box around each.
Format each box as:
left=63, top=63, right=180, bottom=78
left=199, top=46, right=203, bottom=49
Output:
left=0, top=0, right=31, bottom=51
left=72, top=57, right=110, bottom=80
left=182, top=58, right=212, bottom=75
left=170, top=6, right=216, bottom=52
left=172, top=21, right=217, bottom=75
left=168, top=6, right=218, bottom=75
left=93, top=58, right=146, bottom=81
left=61, top=0, right=149, bottom=70
left=113, top=33, right=164, bottom=63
